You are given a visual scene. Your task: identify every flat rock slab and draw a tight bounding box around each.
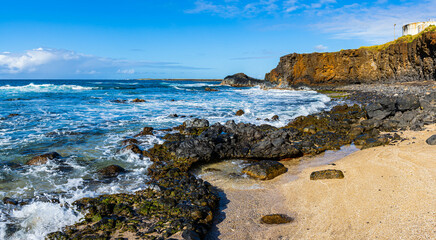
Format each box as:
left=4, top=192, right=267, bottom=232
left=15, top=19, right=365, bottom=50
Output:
left=426, top=134, right=436, bottom=145
left=310, top=169, right=344, bottom=180
left=242, top=160, right=287, bottom=180
left=261, top=214, right=294, bottom=224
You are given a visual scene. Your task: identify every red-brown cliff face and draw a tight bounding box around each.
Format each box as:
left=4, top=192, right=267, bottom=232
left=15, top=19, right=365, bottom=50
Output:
left=265, top=31, right=436, bottom=87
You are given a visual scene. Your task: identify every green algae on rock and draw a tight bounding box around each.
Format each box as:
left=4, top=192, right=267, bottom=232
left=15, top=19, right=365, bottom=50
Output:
left=310, top=169, right=345, bottom=180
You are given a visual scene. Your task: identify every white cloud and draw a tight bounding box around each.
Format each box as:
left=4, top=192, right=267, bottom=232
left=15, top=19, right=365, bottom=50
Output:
left=0, top=48, right=209, bottom=77
left=314, top=44, right=328, bottom=51
left=314, top=0, right=436, bottom=43
left=117, top=69, right=135, bottom=74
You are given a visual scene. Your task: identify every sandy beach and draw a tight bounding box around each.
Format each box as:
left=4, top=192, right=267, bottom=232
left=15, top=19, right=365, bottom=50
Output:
left=204, top=124, right=436, bottom=240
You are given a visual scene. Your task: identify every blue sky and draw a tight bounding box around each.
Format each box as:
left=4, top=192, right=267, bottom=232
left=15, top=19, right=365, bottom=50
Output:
left=0, top=0, right=435, bottom=79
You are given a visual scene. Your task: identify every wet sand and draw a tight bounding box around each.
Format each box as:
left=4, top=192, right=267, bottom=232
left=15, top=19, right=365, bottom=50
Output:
left=202, top=124, right=436, bottom=240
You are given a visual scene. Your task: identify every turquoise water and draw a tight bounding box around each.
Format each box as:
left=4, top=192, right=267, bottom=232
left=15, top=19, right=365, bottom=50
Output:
left=0, top=79, right=331, bottom=239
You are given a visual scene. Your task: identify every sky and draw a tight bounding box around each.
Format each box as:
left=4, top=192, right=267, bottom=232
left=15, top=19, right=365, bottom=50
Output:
left=0, top=0, right=435, bottom=79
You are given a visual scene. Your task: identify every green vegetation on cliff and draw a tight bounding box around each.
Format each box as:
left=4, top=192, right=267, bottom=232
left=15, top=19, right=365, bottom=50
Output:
left=360, top=25, right=436, bottom=51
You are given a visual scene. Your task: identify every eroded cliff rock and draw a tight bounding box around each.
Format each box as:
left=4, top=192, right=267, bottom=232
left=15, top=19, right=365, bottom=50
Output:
left=265, top=31, right=436, bottom=87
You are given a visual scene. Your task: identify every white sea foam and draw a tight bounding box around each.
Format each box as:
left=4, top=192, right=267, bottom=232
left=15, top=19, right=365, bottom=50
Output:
left=9, top=202, right=83, bottom=240
left=0, top=83, right=97, bottom=92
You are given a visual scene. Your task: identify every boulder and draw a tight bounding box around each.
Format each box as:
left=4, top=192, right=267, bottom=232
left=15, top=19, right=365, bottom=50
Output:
left=426, top=135, right=436, bottom=145
left=260, top=214, right=293, bottom=224
left=204, top=87, right=218, bottom=92
left=396, top=95, right=420, bottom=112
left=121, top=138, right=139, bottom=146
left=97, top=165, right=126, bottom=178
left=136, top=127, right=154, bottom=136
left=235, top=110, right=245, bottom=116
left=26, top=152, right=62, bottom=165
left=131, top=98, right=146, bottom=103
left=183, top=118, right=209, bottom=128
left=271, top=115, right=279, bottom=121
left=242, top=161, right=287, bottom=180
left=122, top=144, right=142, bottom=155
left=310, top=169, right=344, bottom=180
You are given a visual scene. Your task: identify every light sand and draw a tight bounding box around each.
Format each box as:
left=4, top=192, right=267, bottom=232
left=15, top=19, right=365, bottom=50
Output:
left=204, top=124, right=436, bottom=240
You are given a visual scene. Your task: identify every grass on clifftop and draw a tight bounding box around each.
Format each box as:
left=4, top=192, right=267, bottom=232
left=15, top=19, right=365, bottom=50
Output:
left=360, top=25, right=436, bottom=51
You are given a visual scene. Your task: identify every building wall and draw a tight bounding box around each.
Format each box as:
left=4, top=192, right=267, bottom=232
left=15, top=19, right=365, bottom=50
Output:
left=402, top=21, right=436, bottom=36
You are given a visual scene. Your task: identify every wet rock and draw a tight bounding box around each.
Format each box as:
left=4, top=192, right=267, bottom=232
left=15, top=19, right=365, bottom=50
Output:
left=97, top=165, right=126, bottom=178
left=426, top=135, right=436, bottom=145
left=168, top=114, right=179, bottom=118
left=182, top=230, right=201, bottom=240
left=136, top=126, right=154, bottom=136
left=131, top=98, right=146, bottom=103
left=7, top=114, right=19, bottom=118
left=204, top=87, right=218, bottom=92
left=3, top=197, right=19, bottom=205
left=310, top=169, right=344, bottom=180
left=183, top=118, right=209, bottom=128
left=235, top=110, right=245, bottom=116
left=112, top=99, right=127, bottom=103
left=242, top=161, right=287, bottom=180
left=121, top=138, right=139, bottom=146
left=26, top=152, right=62, bottom=165
left=122, top=144, right=142, bottom=155
left=271, top=115, right=279, bottom=121
left=260, top=214, right=293, bottom=224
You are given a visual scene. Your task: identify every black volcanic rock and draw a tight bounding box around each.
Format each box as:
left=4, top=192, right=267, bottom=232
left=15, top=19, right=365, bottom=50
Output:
left=220, top=73, right=269, bottom=87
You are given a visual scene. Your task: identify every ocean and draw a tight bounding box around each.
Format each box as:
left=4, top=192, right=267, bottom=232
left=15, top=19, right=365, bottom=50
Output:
left=0, top=79, right=332, bottom=239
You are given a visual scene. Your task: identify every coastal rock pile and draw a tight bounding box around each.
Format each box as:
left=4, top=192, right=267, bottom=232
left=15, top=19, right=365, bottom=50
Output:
left=47, top=92, right=435, bottom=239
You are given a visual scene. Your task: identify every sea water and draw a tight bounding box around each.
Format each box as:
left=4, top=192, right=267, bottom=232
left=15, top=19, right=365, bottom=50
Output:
left=0, top=79, right=332, bottom=239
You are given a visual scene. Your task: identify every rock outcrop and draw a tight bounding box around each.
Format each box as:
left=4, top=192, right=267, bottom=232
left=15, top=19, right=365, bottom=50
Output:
left=265, top=30, right=436, bottom=87
left=221, top=73, right=270, bottom=87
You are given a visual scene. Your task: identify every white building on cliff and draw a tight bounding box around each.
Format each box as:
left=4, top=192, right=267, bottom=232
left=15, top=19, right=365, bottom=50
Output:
left=402, top=21, right=436, bottom=36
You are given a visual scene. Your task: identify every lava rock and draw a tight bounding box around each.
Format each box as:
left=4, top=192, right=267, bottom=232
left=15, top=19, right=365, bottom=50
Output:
left=260, top=214, right=293, bottom=224
left=426, top=134, right=436, bottom=145
left=131, top=98, right=146, bottom=103
left=26, top=152, right=62, bottom=165
left=235, top=110, right=245, bottom=116
left=136, top=126, right=154, bottom=136
left=121, top=138, right=139, bottom=146
left=310, top=169, right=344, bottom=180
left=183, top=118, right=209, bottom=128
left=220, top=73, right=267, bottom=87
left=204, top=87, right=218, bottom=92
left=242, top=161, right=287, bottom=180
left=97, top=165, right=126, bottom=178
left=122, top=144, right=142, bottom=155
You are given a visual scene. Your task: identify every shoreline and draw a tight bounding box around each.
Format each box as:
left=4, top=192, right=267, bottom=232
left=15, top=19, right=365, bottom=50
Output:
left=203, top=124, right=436, bottom=240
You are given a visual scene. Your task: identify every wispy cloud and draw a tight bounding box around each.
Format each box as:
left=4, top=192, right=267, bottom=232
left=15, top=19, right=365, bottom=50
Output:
left=314, top=0, right=436, bottom=43
left=186, top=0, right=337, bottom=18
left=314, top=44, right=328, bottom=51
left=0, top=48, right=209, bottom=78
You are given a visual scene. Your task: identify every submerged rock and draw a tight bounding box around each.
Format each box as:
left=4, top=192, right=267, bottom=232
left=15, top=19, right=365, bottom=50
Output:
left=310, top=169, right=344, bottom=180
left=260, top=214, right=293, bottom=224
left=205, top=87, right=218, bottom=92
left=426, top=135, right=436, bottom=145
left=26, top=152, right=62, bottom=165
left=97, top=165, right=126, bottom=178
left=242, top=161, right=287, bottom=180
